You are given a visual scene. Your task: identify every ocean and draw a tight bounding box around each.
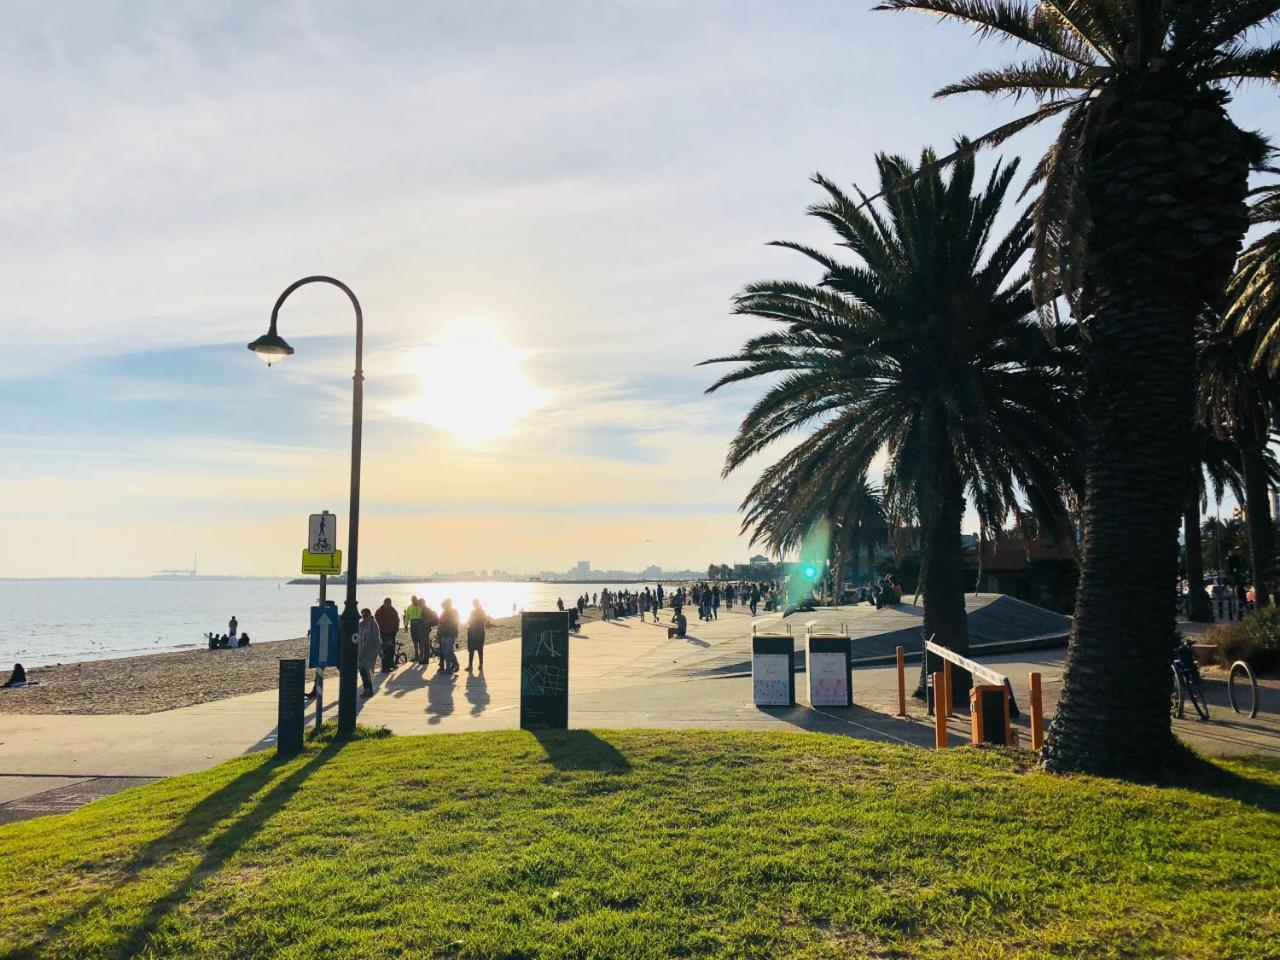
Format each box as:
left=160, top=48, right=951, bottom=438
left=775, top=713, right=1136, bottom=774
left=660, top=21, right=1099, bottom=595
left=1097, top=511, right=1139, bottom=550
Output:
left=0, top=579, right=654, bottom=668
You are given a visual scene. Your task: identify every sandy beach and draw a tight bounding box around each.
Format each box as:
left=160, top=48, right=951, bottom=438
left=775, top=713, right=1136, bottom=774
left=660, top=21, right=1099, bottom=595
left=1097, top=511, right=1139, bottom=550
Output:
left=0, top=613, right=545, bottom=715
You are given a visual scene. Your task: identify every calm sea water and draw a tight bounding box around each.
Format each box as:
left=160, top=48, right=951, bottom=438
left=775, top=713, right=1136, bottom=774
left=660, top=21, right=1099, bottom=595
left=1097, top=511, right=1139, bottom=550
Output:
left=0, top=579, right=650, bottom=668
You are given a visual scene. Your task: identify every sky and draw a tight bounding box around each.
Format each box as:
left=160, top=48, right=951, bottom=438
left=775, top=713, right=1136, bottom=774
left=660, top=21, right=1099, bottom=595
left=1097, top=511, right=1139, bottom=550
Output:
left=3, top=1, right=1279, bottom=579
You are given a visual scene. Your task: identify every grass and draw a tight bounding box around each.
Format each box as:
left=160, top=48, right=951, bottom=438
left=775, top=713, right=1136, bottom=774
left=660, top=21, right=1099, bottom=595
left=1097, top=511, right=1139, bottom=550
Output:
left=0, top=730, right=1276, bottom=960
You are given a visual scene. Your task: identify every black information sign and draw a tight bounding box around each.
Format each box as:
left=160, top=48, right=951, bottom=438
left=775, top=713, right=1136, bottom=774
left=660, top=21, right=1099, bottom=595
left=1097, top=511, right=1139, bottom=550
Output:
left=277, top=658, right=306, bottom=756
left=520, top=611, right=569, bottom=730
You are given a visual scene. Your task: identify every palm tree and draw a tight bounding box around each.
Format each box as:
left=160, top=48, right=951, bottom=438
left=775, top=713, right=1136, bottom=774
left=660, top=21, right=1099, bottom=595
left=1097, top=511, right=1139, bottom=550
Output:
left=878, top=0, right=1274, bottom=775
left=1197, top=326, right=1278, bottom=607
left=736, top=447, right=886, bottom=603
left=705, top=149, right=1078, bottom=709
left=1183, top=429, right=1245, bottom=621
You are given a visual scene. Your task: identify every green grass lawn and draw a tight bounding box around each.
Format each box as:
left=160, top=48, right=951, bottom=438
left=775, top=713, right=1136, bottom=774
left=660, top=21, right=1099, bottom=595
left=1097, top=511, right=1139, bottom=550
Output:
left=1, top=730, right=1276, bottom=960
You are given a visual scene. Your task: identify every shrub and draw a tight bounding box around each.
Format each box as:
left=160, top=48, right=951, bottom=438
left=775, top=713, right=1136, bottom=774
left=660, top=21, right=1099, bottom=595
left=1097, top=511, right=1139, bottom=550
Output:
left=1208, top=607, right=1280, bottom=675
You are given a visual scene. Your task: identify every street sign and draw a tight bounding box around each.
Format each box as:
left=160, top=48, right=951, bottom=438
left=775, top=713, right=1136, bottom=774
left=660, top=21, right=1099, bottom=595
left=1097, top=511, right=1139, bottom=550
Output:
left=301, top=549, right=342, bottom=575
left=309, top=603, right=340, bottom=668
left=308, top=512, right=337, bottom=555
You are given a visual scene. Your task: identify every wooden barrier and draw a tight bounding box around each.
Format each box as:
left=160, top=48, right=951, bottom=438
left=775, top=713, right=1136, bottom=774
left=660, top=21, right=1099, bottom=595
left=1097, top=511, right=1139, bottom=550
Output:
left=942, top=660, right=953, bottom=717
left=896, top=646, right=907, bottom=717
left=923, top=640, right=1020, bottom=718
left=1029, top=671, right=1044, bottom=751
left=933, top=672, right=947, bottom=748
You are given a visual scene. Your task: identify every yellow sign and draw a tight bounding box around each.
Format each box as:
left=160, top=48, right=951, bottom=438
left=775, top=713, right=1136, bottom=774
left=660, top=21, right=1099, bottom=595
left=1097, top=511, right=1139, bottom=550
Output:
left=302, top=549, right=342, bottom=575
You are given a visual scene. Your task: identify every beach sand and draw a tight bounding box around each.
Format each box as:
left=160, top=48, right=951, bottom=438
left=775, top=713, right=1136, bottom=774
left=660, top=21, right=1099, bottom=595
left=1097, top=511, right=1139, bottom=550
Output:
left=0, top=612, right=555, bottom=715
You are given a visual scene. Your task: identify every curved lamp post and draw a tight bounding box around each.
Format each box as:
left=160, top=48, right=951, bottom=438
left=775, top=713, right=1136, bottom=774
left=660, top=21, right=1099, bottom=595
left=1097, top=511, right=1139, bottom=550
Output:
left=249, top=275, right=363, bottom=738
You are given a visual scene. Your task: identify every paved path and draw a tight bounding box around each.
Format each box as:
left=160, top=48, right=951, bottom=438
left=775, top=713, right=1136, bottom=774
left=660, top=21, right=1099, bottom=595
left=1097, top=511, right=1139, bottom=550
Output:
left=1, top=601, right=1276, bottom=821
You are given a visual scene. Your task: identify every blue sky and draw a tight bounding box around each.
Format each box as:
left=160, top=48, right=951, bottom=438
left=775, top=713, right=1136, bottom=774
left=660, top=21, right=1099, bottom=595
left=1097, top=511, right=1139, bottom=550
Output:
left=3, top=1, right=1278, bottom=577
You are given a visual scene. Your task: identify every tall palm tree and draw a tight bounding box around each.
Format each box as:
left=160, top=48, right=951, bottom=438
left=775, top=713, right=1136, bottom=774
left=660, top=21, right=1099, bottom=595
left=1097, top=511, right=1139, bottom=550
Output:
left=878, top=0, right=1274, bottom=775
left=1197, top=326, right=1278, bottom=607
left=1183, top=429, right=1245, bottom=621
left=1225, top=180, right=1280, bottom=371
left=705, top=149, right=1078, bottom=708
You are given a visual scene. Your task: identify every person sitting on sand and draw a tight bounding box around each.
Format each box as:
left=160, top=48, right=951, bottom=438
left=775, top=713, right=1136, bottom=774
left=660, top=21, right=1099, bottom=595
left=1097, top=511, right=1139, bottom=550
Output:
left=667, top=610, right=688, bottom=640
left=2, top=663, right=27, bottom=688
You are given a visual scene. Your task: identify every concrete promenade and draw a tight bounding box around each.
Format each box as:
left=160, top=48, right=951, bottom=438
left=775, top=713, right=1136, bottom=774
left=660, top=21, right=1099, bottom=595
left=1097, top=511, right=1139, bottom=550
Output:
left=2, top=599, right=1277, bottom=820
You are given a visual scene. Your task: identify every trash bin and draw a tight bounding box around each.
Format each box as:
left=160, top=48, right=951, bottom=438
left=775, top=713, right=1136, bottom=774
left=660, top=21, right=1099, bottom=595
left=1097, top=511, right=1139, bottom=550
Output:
left=805, top=624, right=852, bottom=707
left=970, top=684, right=1010, bottom=746
left=752, top=624, right=794, bottom=706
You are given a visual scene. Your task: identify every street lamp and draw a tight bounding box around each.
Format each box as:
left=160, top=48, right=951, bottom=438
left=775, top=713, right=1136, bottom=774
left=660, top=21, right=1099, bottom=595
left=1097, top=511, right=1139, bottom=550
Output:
left=249, top=275, right=364, bottom=738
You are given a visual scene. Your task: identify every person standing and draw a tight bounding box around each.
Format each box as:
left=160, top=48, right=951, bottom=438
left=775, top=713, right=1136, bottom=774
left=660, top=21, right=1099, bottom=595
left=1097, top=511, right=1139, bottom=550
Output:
left=749, top=584, right=760, bottom=617
left=356, top=608, right=380, bottom=696
left=406, top=595, right=425, bottom=663
left=374, top=598, right=400, bottom=673
left=437, top=599, right=460, bottom=672
left=420, top=600, right=438, bottom=663
left=467, top=599, right=492, bottom=672
left=228, top=615, right=239, bottom=644
left=712, top=584, right=721, bottom=620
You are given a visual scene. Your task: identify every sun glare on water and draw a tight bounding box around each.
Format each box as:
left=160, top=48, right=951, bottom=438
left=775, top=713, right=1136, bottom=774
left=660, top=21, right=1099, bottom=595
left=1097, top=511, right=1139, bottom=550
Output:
left=393, top=328, right=550, bottom=442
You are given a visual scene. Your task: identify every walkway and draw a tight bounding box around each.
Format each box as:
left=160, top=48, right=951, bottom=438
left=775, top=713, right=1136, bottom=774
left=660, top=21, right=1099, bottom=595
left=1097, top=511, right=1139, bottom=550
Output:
left=1, top=600, right=1276, bottom=821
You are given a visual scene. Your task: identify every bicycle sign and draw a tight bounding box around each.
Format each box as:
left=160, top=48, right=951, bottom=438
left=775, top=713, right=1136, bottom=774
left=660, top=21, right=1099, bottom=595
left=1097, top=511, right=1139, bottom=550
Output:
left=308, top=512, right=337, bottom=555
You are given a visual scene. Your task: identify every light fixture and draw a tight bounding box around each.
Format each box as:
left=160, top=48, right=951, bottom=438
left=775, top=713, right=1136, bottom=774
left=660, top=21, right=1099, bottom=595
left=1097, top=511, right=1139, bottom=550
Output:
left=247, top=330, right=294, bottom=366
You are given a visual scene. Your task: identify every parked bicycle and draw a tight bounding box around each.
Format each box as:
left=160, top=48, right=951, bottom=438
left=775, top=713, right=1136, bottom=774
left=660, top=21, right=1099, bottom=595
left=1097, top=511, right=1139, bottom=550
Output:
left=1171, top=640, right=1210, bottom=721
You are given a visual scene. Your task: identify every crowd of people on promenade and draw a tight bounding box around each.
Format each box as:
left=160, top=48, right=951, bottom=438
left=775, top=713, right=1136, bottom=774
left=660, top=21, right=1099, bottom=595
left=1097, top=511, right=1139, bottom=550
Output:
left=352, top=595, right=494, bottom=696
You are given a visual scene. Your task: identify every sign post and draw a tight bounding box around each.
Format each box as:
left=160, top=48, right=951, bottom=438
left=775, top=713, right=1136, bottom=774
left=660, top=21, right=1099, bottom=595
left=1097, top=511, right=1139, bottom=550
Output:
left=520, top=611, right=569, bottom=730
left=305, top=511, right=338, bottom=730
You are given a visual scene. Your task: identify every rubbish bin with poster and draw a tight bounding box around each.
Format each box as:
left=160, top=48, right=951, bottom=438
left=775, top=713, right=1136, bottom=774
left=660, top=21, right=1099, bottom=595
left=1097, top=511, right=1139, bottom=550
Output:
left=751, top=621, right=795, bottom=707
left=804, top=621, right=852, bottom=707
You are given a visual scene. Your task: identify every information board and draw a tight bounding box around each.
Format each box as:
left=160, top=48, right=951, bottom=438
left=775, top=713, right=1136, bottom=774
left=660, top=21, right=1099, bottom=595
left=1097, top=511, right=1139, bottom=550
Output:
left=520, top=611, right=569, bottom=729
left=277, top=658, right=306, bottom=755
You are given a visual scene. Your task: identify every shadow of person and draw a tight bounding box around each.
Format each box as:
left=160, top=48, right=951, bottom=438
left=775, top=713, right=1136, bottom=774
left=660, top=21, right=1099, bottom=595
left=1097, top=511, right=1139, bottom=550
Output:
left=426, top=669, right=456, bottom=725
left=464, top=671, right=490, bottom=717
left=531, top=729, right=632, bottom=772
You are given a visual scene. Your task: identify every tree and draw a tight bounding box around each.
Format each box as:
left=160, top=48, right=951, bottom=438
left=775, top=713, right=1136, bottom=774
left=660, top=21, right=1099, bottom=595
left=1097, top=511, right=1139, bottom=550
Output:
left=705, top=150, right=1078, bottom=709
left=1197, top=326, right=1278, bottom=606
left=1183, top=428, right=1246, bottom=621
left=878, top=0, right=1275, bottom=775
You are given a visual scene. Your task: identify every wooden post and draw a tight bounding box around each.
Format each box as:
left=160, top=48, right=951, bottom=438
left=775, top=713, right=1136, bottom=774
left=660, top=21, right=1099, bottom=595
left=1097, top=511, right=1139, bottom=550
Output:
left=942, top=659, right=953, bottom=717
left=933, top=671, right=947, bottom=748
left=895, top=646, right=906, bottom=717
left=1029, top=671, right=1044, bottom=751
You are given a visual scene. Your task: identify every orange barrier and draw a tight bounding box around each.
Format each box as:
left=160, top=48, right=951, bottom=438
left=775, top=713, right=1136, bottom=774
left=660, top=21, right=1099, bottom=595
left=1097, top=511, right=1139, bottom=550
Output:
left=942, top=660, right=953, bottom=717
left=1029, top=672, right=1044, bottom=751
left=970, top=684, right=1012, bottom=746
left=896, top=646, right=907, bottom=716
left=933, top=671, right=947, bottom=748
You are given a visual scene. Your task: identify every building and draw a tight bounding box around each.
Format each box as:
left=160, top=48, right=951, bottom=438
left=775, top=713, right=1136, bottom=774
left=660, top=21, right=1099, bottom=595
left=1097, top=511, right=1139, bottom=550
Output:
left=964, top=535, right=1079, bottom=614
left=575, top=560, right=591, bottom=578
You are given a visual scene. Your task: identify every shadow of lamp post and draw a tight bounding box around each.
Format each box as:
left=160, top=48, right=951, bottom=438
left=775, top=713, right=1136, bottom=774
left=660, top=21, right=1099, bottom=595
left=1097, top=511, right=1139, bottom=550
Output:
left=248, top=275, right=364, bottom=738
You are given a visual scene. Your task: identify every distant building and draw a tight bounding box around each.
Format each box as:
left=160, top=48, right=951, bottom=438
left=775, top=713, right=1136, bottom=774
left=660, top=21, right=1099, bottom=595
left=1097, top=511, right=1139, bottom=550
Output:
left=642, top=565, right=663, bottom=579
left=575, top=560, right=591, bottom=578
left=749, top=554, right=770, bottom=566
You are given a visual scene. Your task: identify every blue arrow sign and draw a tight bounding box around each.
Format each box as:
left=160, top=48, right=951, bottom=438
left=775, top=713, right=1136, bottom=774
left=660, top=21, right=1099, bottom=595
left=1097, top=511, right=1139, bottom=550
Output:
left=309, top=603, right=340, bottom=668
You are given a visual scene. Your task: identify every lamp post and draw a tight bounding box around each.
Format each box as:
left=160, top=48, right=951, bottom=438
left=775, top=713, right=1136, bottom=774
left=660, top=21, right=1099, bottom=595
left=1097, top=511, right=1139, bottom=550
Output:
left=249, top=276, right=364, bottom=738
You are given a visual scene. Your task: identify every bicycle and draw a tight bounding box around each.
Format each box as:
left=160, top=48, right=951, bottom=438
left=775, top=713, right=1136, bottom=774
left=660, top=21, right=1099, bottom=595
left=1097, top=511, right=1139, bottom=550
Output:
left=1171, top=641, right=1210, bottom=721
left=1227, top=659, right=1260, bottom=719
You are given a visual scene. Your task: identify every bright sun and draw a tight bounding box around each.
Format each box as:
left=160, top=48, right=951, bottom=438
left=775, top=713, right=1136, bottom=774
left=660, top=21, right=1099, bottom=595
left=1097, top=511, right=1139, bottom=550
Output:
left=392, top=328, right=549, bottom=441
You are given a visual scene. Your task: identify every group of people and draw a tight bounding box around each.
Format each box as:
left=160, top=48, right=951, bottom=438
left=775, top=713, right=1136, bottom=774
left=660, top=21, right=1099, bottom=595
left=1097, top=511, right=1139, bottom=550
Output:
left=353, top=596, right=491, bottom=696
left=855, top=574, right=903, bottom=609
left=207, top=615, right=251, bottom=650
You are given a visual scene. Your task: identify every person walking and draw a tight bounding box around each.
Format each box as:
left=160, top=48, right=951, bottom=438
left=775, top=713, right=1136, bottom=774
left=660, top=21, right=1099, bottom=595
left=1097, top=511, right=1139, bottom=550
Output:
left=437, top=599, right=460, bottom=672
left=374, top=598, right=400, bottom=673
left=711, top=584, right=720, bottom=620
left=749, top=584, right=760, bottom=617
left=356, top=608, right=380, bottom=697
left=467, top=599, right=491, bottom=672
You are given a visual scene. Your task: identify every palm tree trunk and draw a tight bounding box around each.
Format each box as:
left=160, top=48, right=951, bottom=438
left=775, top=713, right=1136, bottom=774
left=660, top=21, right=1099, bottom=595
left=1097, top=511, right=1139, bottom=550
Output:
left=1184, top=506, right=1213, bottom=622
left=1042, top=77, right=1250, bottom=776
left=1240, top=437, right=1274, bottom=607
left=915, top=459, right=971, bottom=709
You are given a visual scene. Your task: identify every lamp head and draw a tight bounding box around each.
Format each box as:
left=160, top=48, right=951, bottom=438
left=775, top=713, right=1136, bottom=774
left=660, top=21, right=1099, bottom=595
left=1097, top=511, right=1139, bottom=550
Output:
left=247, top=330, right=294, bottom=367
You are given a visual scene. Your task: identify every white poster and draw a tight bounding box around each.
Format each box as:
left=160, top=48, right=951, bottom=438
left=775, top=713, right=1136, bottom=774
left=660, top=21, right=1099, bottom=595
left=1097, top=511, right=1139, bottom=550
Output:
left=752, top=653, right=792, bottom=705
left=808, top=650, right=849, bottom=706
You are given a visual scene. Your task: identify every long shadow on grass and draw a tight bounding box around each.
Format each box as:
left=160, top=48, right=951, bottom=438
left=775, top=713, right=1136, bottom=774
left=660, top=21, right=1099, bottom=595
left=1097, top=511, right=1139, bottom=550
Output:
left=532, top=730, right=632, bottom=772
left=21, top=744, right=341, bottom=960
left=1174, top=752, right=1280, bottom=815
